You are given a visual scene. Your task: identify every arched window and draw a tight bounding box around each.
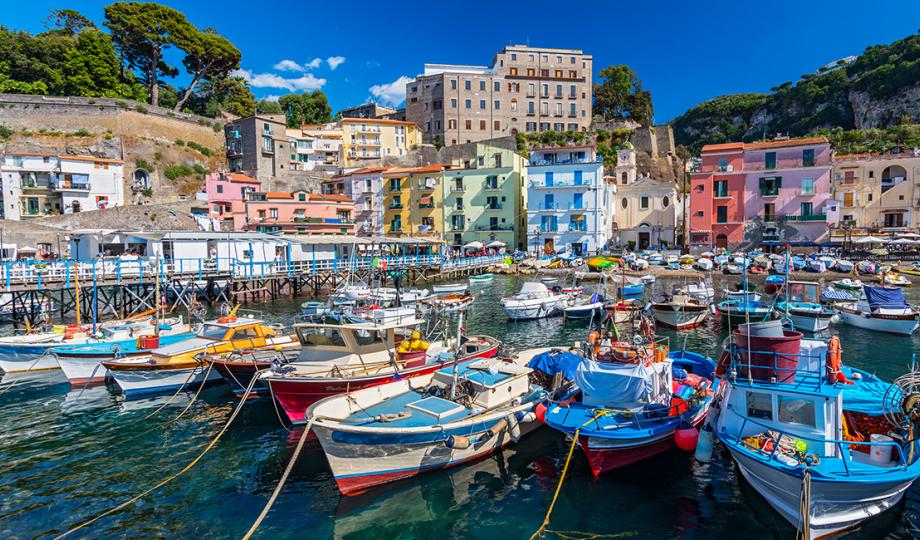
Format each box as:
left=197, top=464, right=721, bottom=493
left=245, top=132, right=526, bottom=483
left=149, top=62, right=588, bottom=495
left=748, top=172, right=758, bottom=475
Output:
left=620, top=172, right=628, bottom=184
left=621, top=198, right=628, bottom=209
left=662, top=196, right=670, bottom=208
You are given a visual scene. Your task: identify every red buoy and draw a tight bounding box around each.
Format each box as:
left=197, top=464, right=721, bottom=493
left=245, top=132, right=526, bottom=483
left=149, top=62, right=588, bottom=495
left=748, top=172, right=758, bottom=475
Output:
left=534, top=403, right=548, bottom=424
left=674, top=425, right=699, bottom=452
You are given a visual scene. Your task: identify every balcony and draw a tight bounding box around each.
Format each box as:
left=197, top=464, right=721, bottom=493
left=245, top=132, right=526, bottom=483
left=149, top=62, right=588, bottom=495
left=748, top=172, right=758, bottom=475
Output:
left=484, top=184, right=501, bottom=191
left=539, top=226, right=559, bottom=233
left=759, top=187, right=780, bottom=197
left=388, top=226, right=403, bottom=233
left=55, top=180, right=91, bottom=191
left=536, top=203, right=560, bottom=211
left=485, top=204, right=503, bottom=211
left=474, top=225, right=514, bottom=232
left=386, top=184, right=402, bottom=193
left=449, top=224, right=465, bottom=231
left=418, top=203, right=434, bottom=209
left=529, top=157, right=601, bottom=167
left=451, top=207, right=465, bottom=213
left=450, top=185, right=466, bottom=193
left=782, top=213, right=827, bottom=222
left=763, top=214, right=777, bottom=223
left=388, top=203, right=403, bottom=210
left=417, top=183, right=436, bottom=191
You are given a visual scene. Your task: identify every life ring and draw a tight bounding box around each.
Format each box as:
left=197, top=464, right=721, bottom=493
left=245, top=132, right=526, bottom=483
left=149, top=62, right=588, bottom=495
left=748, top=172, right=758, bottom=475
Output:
left=587, top=330, right=601, bottom=357
left=217, top=315, right=238, bottom=324
left=826, top=336, right=851, bottom=384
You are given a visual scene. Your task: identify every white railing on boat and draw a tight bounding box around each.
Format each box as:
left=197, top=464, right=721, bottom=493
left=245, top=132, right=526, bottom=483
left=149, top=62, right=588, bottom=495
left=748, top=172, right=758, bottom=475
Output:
left=0, top=255, right=505, bottom=288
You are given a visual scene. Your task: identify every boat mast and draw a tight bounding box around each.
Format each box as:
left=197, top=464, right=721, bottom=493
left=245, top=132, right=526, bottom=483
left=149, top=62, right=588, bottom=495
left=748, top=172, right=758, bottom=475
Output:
left=154, top=249, right=162, bottom=337
left=448, top=312, right=463, bottom=399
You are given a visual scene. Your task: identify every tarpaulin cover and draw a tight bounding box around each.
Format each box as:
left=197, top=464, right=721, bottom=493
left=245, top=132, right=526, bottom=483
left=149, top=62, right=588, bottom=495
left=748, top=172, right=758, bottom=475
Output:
left=841, top=367, right=895, bottom=414
left=575, top=360, right=672, bottom=409
left=864, top=285, right=908, bottom=308
left=527, top=350, right=583, bottom=381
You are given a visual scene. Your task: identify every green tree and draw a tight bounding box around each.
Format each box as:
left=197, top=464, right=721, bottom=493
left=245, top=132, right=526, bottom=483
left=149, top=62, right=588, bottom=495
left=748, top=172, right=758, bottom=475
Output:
left=62, top=28, right=141, bottom=98
left=593, top=65, right=654, bottom=125
left=278, top=91, right=333, bottom=127
left=45, top=9, right=95, bottom=34
left=188, top=75, right=254, bottom=117
left=104, top=2, right=196, bottom=107
left=173, top=29, right=241, bottom=111
left=255, top=98, right=283, bottom=114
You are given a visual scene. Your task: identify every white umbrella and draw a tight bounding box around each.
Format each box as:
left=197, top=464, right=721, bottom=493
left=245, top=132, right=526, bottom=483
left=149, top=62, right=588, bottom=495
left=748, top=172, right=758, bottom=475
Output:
left=897, top=233, right=920, bottom=238
left=889, top=238, right=919, bottom=245
left=486, top=240, right=505, bottom=248
left=853, top=236, right=886, bottom=244
left=463, top=241, right=484, bottom=250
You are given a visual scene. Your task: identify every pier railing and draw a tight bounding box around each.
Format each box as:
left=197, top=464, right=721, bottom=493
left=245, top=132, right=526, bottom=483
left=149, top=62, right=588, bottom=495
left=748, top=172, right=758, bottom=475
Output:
left=0, top=254, right=504, bottom=289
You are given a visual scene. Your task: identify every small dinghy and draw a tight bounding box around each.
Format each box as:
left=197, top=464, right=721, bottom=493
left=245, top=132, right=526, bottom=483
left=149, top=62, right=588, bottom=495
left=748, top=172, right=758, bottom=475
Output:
left=564, top=293, right=606, bottom=320
left=776, top=281, right=835, bottom=333
left=682, top=281, right=715, bottom=303
left=432, top=282, right=469, bottom=294
left=834, top=278, right=863, bottom=291
left=835, top=259, right=855, bottom=273
left=469, top=273, right=494, bottom=286
left=500, top=282, right=567, bottom=320
left=424, top=293, right=474, bottom=313
left=717, top=298, right=773, bottom=325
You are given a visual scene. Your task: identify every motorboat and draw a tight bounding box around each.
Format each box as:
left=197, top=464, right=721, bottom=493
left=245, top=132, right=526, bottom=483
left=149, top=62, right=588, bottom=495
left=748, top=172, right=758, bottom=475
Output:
left=694, top=258, right=714, bottom=272
left=834, top=285, right=919, bottom=335
left=775, top=281, right=835, bottom=333
left=821, top=287, right=857, bottom=303
left=350, top=306, right=419, bottom=326
left=468, top=273, right=494, bottom=285
left=307, top=347, right=571, bottom=494
left=0, top=314, right=175, bottom=374
left=609, top=275, right=645, bottom=297
left=500, top=282, right=567, bottom=320
left=880, top=272, right=911, bottom=287
left=432, top=282, right=468, bottom=294
left=646, top=254, right=665, bottom=266
left=103, top=315, right=295, bottom=396
left=717, top=298, right=773, bottom=325
left=722, top=289, right=762, bottom=302
left=301, top=301, right=330, bottom=321
left=367, top=288, right=431, bottom=305
left=651, top=293, right=710, bottom=330
left=422, top=292, right=474, bottom=313
left=631, top=258, right=650, bottom=271
left=54, top=319, right=195, bottom=386
left=711, top=328, right=920, bottom=538
left=563, top=293, right=606, bottom=320
left=835, top=260, right=855, bottom=273
left=542, top=341, right=715, bottom=475
left=681, top=281, right=715, bottom=304
left=833, top=278, right=863, bottom=291
left=640, top=275, right=656, bottom=284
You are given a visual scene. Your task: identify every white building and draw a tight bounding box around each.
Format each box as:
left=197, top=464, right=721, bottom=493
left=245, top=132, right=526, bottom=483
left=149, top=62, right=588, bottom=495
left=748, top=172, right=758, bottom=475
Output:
left=322, top=167, right=387, bottom=236
left=526, top=146, right=614, bottom=255
left=0, top=153, right=124, bottom=220
left=613, top=176, right=683, bottom=250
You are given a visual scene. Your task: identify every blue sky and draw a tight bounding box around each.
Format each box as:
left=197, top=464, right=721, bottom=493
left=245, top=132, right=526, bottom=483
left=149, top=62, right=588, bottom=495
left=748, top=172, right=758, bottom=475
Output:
left=6, top=0, right=919, bottom=122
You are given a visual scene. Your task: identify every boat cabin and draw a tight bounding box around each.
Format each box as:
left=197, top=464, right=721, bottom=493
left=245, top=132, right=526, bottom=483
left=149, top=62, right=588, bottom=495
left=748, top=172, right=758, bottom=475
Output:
left=197, top=317, right=275, bottom=342
left=149, top=316, right=279, bottom=363
left=291, top=319, right=429, bottom=366
left=783, top=281, right=821, bottom=304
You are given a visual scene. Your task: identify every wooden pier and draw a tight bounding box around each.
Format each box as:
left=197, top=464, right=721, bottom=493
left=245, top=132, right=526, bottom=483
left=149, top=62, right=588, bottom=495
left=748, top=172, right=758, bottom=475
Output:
left=0, top=254, right=503, bottom=326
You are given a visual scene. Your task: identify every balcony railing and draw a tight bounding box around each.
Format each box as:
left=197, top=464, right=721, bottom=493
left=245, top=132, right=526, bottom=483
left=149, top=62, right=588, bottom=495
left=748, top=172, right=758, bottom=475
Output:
left=782, top=213, right=827, bottom=222
left=418, top=204, right=434, bottom=209
left=485, top=204, right=503, bottom=210
left=388, top=203, right=403, bottom=210
left=537, top=203, right=560, bottom=210
left=529, top=157, right=601, bottom=167
left=539, top=226, right=559, bottom=233
left=450, top=185, right=465, bottom=192
left=474, top=225, right=514, bottom=231
left=759, top=187, right=780, bottom=197
left=55, top=181, right=91, bottom=191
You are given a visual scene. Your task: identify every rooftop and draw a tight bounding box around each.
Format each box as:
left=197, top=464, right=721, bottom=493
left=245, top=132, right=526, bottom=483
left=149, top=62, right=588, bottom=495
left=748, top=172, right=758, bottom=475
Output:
left=340, top=117, right=416, bottom=127
left=701, top=137, right=829, bottom=154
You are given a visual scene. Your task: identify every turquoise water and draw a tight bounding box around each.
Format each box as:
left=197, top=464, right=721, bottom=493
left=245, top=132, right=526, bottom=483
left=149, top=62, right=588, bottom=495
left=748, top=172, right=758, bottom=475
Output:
left=2, top=274, right=920, bottom=539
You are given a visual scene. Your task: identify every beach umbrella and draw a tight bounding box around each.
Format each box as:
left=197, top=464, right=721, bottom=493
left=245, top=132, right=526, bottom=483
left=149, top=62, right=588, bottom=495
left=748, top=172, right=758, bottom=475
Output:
left=888, top=238, right=917, bottom=245
left=853, top=236, right=886, bottom=244
left=486, top=240, right=506, bottom=248
left=463, top=241, right=484, bottom=250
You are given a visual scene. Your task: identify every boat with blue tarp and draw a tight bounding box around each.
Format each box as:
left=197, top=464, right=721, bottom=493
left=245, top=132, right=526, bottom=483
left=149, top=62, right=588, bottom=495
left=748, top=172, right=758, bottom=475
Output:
left=834, top=285, right=919, bottom=335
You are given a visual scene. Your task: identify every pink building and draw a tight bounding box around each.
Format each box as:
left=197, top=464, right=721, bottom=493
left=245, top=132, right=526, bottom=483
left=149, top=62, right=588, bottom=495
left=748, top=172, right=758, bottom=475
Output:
left=690, top=137, right=838, bottom=249
left=233, top=190, right=355, bottom=234
left=205, top=172, right=261, bottom=225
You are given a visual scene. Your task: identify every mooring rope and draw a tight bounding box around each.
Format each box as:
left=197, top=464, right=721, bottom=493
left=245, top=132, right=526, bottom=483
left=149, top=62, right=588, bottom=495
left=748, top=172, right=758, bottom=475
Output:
left=530, top=427, right=581, bottom=540
left=796, top=467, right=812, bottom=540
left=170, top=360, right=216, bottom=422
left=242, top=417, right=315, bottom=539
left=54, top=373, right=261, bottom=539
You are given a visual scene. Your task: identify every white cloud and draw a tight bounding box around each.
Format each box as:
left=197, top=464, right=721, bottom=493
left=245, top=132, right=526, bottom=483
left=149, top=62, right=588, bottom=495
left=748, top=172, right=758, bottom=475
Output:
left=326, top=56, right=346, bottom=70
left=260, top=94, right=282, bottom=102
left=305, top=57, right=322, bottom=69
left=369, top=75, right=412, bottom=106
left=232, top=68, right=326, bottom=92
left=273, top=59, right=303, bottom=72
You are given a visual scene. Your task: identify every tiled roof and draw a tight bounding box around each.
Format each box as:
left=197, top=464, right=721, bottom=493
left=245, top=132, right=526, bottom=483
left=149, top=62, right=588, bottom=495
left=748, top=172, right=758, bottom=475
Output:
left=310, top=193, right=352, bottom=202
left=265, top=192, right=294, bottom=199
left=701, top=137, right=829, bottom=154
left=225, top=173, right=259, bottom=183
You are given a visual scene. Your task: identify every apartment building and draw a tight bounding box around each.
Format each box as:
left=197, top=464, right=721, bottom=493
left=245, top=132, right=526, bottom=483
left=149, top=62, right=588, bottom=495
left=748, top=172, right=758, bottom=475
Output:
left=526, top=146, right=613, bottom=255
left=339, top=103, right=398, bottom=119
left=340, top=118, right=422, bottom=166
left=689, top=137, right=838, bottom=249
left=224, top=114, right=293, bottom=182
left=832, top=151, right=920, bottom=230
left=323, top=167, right=389, bottom=236
left=406, top=45, right=593, bottom=146
left=383, top=168, right=412, bottom=237
left=234, top=190, right=354, bottom=234
left=443, top=143, right=528, bottom=250
left=0, top=153, right=125, bottom=219
left=204, top=172, right=261, bottom=226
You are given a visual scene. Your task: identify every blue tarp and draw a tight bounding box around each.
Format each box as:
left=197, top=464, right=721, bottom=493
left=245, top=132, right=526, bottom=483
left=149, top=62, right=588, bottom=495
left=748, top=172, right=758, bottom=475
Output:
left=864, top=285, right=908, bottom=308
left=527, top=350, right=583, bottom=380
left=841, top=367, right=895, bottom=414
left=575, top=359, right=672, bottom=408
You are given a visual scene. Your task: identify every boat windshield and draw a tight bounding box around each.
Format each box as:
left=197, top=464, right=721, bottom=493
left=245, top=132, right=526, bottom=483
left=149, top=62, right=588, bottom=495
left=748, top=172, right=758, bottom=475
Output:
left=199, top=324, right=229, bottom=340
left=787, top=283, right=818, bottom=303
left=296, top=326, right=347, bottom=347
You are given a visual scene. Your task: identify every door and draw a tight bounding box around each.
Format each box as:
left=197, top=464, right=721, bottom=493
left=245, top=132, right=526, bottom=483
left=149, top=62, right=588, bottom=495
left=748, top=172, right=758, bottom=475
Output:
left=638, top=232, right=651, bottom=249
left=764, top=203, right=775, bottom=222
left=544, top=238, right=554, bottom=255
left=843, top=192, right=854, bottom=207
left=715, top=233, right=728, bottom=249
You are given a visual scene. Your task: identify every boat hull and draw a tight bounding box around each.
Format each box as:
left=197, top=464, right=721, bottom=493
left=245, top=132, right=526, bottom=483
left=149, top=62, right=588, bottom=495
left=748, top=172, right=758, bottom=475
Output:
left=501, top=299, right=565, bottom=320
left=786, top=312, right=833, bottom=333
left=0, top=346, right=61, bottom=373
left=267, top=345, right=499, bottom=424
left=729, top=447, right=912, bottom=539
left=836, top=310, right=919, bottom=335
left=108, top=364, right=223, bottom=396
left=313, top=406, right=539, bottom=495
left=652, top=305, right=709, bottom=329
left=212, top=360, right=271, bottom=395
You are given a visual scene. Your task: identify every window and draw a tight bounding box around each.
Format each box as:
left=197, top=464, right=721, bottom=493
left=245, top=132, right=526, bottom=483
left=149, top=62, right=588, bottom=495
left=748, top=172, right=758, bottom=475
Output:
left=492, top=100, right=500, bottom=110
left=746, top=391, right=773, bottom=420
left=479, top=120, right=486, bottom=130
left=527, top=83, right=535, bottom=97
left=527, top=68, right=535, bottom=77
left=479, top=81, right=485, bottom=91
left=298, top=192, right=306, bottom=201
left=541, top=102, right=548, bottom=115
left=543, top=193, right=554, bottom=209
left=570, top=56, right=576, bottom=64
left=448, top=119, right=456, bottom=129
left=555, top=84, right=563, bottom=97
left=716, top=206, right=728, bottom=223
left=511, top=53, right=517, bottom=60
left=261, top=136, right=273, bottom=152
left=555, top=103, right=563, bottom=116
left=695, top=211, right=704, bottom=217
left=640, top=196, right=649, bottom=209
left=801, top=202, right=813, bottom=216
left=465, top=120, right=471, bottom=130
left=718, top=158, right=729, bottom=171
left=574, top=171, right=583, bottom=185
left=778, top=396, right=816, bottom=427
left=528, top=101, right=535, bottom=114
left=509, top=67, right=518, bottom=76
left=759, top=176, right=781, bottom=196
left=269, top=208, right=279, bottom=219
left=662, top=196, right=670, bottom=208
left=494, top=81, right=500, bottom=91
left=465, top=99, right=471, bottom=109
left=572, top=193, right=583, bottom=209
left=494, top=120, right=500, bottom=131
left=765, top=152, right=776, bottom=169
left=545, top=172, right=553, bottom=186
left=216, top=184, right=223, bottom=194
left=451, top=98, right=457, bottom=108
left=802, top=149, right=815, bottom=167
left=511, top=99, right=518, bottom=112
left=479, top=100, right=486, bottom=109
left=541, top=84, right=548, bottom=97
left=451, top=79, right=457, bottom=90
left=621, top=172, right=629, bottom=185
left=800, top=178, right=814, bottom=195
left=464, top=80, right=471, bottom=90
left=621, top=198, right=627, bottom=209
left=714, top=180, right=728, bottom=197
left=570, top=84, right=577, bottom=97
left=569, top=103, right=576, bottom=116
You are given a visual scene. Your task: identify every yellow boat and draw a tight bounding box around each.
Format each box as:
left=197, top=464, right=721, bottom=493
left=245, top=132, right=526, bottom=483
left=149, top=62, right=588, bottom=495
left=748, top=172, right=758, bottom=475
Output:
left=103, top=315, right=295, bottom=395
left=898, top=266, right=920, bottom=276
left=586, top=256, right=622, bottom=270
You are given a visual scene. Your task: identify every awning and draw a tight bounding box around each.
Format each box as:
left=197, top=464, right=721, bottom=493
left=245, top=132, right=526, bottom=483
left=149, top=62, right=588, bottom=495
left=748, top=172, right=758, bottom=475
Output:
left=419, top=195, right=432, bottom=205
left=463, top=241, right=484, bottom=250
left=487, top=240, right=506, bottom=247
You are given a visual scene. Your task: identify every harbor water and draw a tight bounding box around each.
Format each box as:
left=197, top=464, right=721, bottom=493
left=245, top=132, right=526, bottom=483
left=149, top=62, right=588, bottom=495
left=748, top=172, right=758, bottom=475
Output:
left=2, top=274, right=920, bottom=539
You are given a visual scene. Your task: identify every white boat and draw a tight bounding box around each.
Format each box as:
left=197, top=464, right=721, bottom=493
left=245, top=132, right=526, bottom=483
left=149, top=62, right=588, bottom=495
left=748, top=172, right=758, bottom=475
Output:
left=367, top=288, right=431, bottom=305
left=353, top=306, right=419, bottom=326
left=835, top=260, right=855, bottom=273
left=422, top=293, right=474, bottom=313
left=833, top=278, right=863, bottom=291
left=835, top=285, right=919, bottom=335
left=804, top=259, right=826, bottom=273
left=723, top=264, right=742, bottom=275
left=857, top=260, right=879, bottom=275
left=722, top=289, right=762, bottom=302
left=818, top=255, right=837, bottom=269
left=880, top=272, right=911, bottom=287
left=694, top=258, right=714, bottom=272
left=500, top=282, right=567, bottom=320
left=776, top=281, right=835, bottom=333
left=683, top=281, right=715, bottom=303
left=640, top=275, right=656, bottom=284
left=563, top=293, right=606, bottom=320
left=432, top=282, right=468, bottom=294
left=468, top=273, right=494, bottom=286
left=632, top=258, right=649, bottom=270
left=307, top=348, right=565, bottom=494
left=650, top=294, right=709, bottom=329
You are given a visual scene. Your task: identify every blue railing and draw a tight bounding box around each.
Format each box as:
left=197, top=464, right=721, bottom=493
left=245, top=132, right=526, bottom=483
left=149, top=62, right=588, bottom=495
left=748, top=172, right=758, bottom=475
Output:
left=726, top=343, right=828, bottom=390
left=0, top=254, right=504, bottom=288
left=722, top=407, right=909, bottom=474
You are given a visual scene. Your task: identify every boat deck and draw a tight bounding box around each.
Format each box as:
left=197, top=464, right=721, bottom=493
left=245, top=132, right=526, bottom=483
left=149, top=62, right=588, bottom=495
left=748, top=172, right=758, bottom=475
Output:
left=344, top=390, right=473, bottom=428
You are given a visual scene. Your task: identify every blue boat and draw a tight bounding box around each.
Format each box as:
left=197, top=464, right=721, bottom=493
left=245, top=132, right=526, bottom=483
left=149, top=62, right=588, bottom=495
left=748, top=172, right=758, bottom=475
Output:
left=764, top=275, right=786, bottom=285
left=542, top=348, right=715, bottom=474
left=776, top=281, right=835, bottom=333
left=790, top=256, right=806, bottom=271
left=710, top=332, right=920, bottom=538
left=618, top=284, right=645, bottom=297
left=717, top=298, right=773, bottom=325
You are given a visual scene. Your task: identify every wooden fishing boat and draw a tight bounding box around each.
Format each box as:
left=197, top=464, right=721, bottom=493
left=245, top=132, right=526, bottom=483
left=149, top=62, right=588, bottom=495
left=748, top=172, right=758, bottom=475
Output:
left=834, top=285, right=919, bottom=335
left=423, top=292, right=474, bottom=312
left=262, top=322, right=500, bottom=424
left=651, top=294, right=709, bottom=330
left=103, top=315, right=295, bottom=396
left=468, top=273, right=494, bottom=285
left=432, top=282, right=468, bottom=294
left=775, top=281, right=835, bottom=333
left=307, top=347, right=570, bottom=494
left=605, top=299, right=642, bottom=324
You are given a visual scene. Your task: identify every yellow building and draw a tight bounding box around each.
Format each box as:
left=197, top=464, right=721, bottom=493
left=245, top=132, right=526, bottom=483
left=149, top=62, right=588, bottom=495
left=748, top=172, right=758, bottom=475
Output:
left=340, top=118, right=422, bottom=166
left=383, top=165, right=449, bottom=238
left=832, top=152, right=920, bottom=230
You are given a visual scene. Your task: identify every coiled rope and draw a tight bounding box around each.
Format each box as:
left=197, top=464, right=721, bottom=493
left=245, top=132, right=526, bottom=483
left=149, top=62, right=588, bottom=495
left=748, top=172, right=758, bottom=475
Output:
left=54, top=372, right=261, bottom=539
left=242, top=417, right=315, bottom=539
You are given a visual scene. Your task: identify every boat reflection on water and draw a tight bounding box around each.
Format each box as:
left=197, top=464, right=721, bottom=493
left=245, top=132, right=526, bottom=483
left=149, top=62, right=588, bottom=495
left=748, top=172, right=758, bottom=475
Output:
left=60, top=385, right=114, bottom=415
